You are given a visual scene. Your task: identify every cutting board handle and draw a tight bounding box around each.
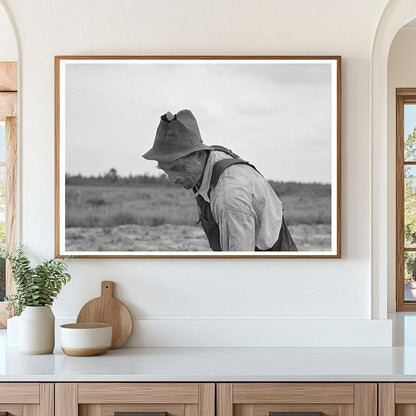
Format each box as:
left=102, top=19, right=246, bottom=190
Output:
left=101, top=281, right=115, bottom=298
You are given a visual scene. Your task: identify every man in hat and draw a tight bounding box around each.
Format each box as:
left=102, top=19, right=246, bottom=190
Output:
left=142, top=109, right=297, bottom=252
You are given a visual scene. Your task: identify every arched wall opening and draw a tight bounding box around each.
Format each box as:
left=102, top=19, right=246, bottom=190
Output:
left=387, top=17, right=416, bottom=312
left=371, top=0, right=416, bottom=318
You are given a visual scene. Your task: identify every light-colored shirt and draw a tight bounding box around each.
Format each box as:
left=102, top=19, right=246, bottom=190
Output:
left=195, top=151, right=282, bottom=251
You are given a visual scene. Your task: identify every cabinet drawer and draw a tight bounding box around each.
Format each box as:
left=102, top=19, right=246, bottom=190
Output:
left=56, top=383, right=215, bottom=416
left=78, top=383, right=200, bottom=403
left=0, top=383, right=53, bottom=416
left=218, top=383, right=376, bottom=416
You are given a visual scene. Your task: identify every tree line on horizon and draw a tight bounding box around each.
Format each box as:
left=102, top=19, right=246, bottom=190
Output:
left=65, top=168, right=331, bottom=197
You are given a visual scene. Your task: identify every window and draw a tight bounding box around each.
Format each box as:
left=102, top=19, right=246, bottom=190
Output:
left=396, top=88, right=416, bottom=311
left=0, top=62, right=17, bottom=327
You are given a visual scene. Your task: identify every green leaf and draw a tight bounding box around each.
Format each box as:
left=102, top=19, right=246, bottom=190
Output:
left=5, top=245, right=71, bottom=315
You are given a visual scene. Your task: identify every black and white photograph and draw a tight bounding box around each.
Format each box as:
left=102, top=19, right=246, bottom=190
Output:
left=55, top=56, right=341, bottom=257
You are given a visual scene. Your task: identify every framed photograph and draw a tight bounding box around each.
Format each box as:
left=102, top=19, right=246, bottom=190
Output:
left=55, top=56, right=341, bottom=258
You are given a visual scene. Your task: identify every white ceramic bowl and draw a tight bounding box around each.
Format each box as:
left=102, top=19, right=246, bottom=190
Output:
left=60, top=323, right=112, bottom=356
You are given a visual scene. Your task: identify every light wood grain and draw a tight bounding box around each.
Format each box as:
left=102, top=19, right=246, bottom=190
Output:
left=38, top=383, right=54, bottom=416
left=185, top=403, right=199, bottom=416
left=233, top=383, right=354, bottom=404
left=0, top=92, right=16, bottom=121
left=55, top=383, right=78, bottom=416
left=5, top=116, right=17, bottom=296
left=397, top=404, right=416, bottom=416
left=379, top=383, right=395, bottom=416
left=23, top=403, right=39, bottom=416
left=79, top=404, right=101, bottom=416
left=337, top=404, right=354, bottom=416
left=76, top=281, right=133, bottom=348
left=354, top=383, right=377, bottom=416
left=0, top=383, right=39, bottom=403
left=199, top=384, right=215, bottom=416
left=238, top=404, right=254, bottom=416
left=0, top=62, right=17, bottom=91
left=78, top=383, right=199, bottom=404
left=216, top=384, right=232, bottom=416
left=6, top=116, right=17, bottom=249
left=395, top=383, right=416, bottom=403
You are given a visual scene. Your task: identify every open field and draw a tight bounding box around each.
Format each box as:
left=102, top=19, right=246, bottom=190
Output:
left=66, top=185, right=199, bottom=228
left=65, top=184, right=332, bottom=252
left=66, top=223, right=330, bottom=252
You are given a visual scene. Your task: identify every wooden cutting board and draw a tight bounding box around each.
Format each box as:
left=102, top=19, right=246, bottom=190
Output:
left=76, top=281, right=133, bottom=349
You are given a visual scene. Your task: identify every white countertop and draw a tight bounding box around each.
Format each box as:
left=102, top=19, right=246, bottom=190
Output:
left=2, top=313, right=416, bottom=382
left=2, top=345, right=416, bottom=382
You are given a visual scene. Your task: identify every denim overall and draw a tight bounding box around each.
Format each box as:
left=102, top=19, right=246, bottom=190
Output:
left=194, top=146, right=298, bottom=252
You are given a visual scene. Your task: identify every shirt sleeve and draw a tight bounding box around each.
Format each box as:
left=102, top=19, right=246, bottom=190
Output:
left=215, top=209, right=256, bottom=251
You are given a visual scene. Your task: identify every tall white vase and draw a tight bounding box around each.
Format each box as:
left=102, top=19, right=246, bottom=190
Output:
left=19, top=306, right=55, bottom=354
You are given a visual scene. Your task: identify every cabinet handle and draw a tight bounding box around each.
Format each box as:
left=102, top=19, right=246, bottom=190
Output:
left=270, top=413, right=323, bottom=416
left=115, top=412, right=168, bottom=416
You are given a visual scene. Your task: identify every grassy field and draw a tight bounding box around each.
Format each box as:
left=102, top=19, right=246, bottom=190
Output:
left=66, top=185, right=199, bottom=228
left=65, top=184, right=332, bottom=251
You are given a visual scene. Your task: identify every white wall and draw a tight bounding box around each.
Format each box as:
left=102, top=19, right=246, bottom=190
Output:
left=387, top=26, right=416, bottom=312
left=0, top=3, right=16, bottom=61
left=0, top=0, right=393, bottom=347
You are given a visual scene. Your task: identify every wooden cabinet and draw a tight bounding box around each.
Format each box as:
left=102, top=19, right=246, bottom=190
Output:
left=0, top=381, right=412, bottom=416
left=379, top=383, right=416, bottom=416
left=217, top=383, right=377, bottom=416
left=55, top=383, right=215, bottom=416
left=0, top=383, right=53, bottom=415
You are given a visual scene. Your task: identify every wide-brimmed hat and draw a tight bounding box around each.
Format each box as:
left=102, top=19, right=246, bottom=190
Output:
left=142, top=109, right=212, bottom=163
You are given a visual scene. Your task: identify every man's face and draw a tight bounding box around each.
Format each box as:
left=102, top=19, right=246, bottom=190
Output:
left=158, top=152, right=205, bottom=190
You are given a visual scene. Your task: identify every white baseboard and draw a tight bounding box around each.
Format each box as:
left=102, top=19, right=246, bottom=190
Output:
left=52, top=317, right=393, bottom=348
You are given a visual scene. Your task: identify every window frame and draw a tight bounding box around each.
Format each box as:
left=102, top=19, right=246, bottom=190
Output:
left=0, top=62, right=17, bottom=327
left=396, top=88, right=416, bottom=311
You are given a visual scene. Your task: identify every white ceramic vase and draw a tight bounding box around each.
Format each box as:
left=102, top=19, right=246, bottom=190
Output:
left=18, top=305, right=55, bottom=354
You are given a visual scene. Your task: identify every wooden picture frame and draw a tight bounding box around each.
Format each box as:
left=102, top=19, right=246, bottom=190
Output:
left=55, top=56, right=341, bottom=258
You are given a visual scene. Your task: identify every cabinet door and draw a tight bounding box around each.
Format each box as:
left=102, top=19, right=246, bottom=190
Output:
left=217, top=383, right=377, bottom=416
left=0, top=383, right=53, bottom=415
left=55, top=383, right=215, bottom=416
left=379, top=383, right=416, bottom=416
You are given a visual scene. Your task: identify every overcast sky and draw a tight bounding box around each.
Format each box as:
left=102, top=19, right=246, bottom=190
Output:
left=63, top=59, right=335, bottom=183
left=406, top=105, right=416, bottom=138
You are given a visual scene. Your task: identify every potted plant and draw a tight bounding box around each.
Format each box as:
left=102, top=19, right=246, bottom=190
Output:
left=4, top=245, right=71, bottom=354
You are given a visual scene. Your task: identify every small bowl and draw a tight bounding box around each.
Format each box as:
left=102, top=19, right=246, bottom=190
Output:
left=60, top=323, right=112, bottom=356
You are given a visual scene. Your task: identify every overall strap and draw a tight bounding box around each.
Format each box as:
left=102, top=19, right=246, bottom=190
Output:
left=209, top=144, right=241, bottom=158
left=209, top=144, right=257, bottom=188
left=211, top=158, right=250, bottom=187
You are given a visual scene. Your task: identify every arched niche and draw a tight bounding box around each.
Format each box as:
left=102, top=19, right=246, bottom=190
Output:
left=371, top=0, right=416, bottom=318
